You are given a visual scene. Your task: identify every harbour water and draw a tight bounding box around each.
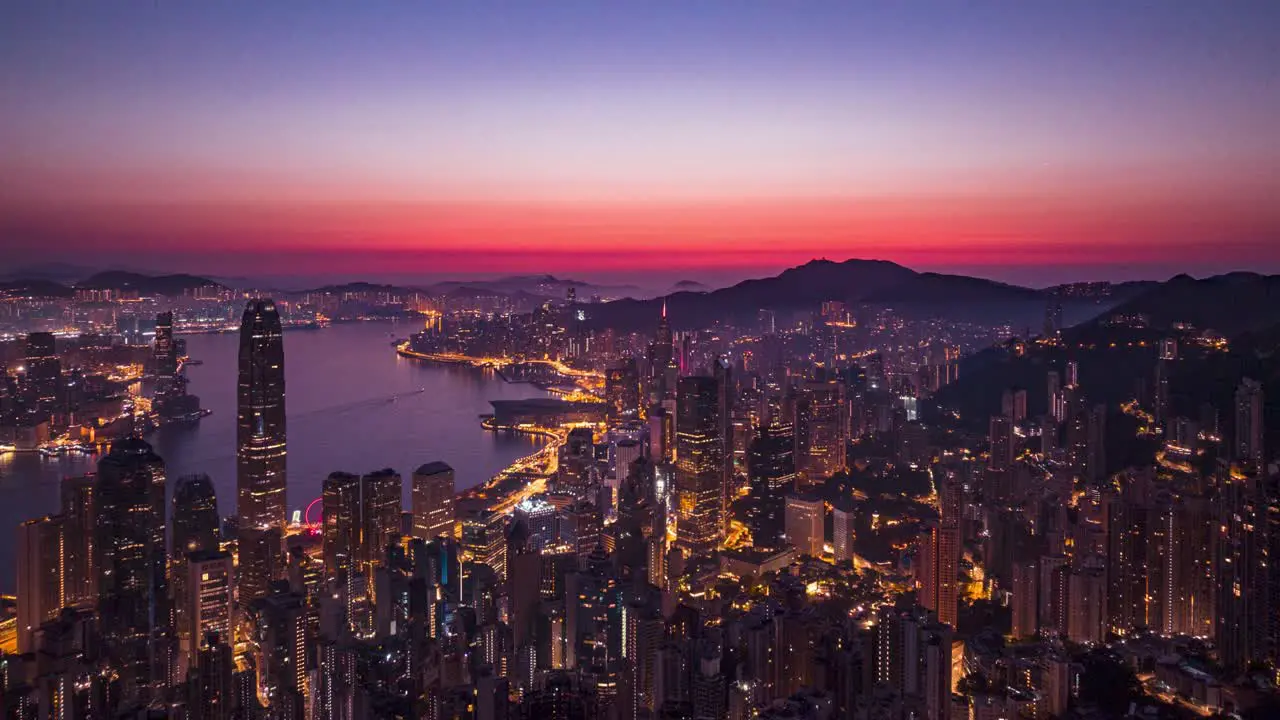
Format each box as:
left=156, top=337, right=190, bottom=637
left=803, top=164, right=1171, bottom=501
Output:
left=0, top=321, right=549, bottom=592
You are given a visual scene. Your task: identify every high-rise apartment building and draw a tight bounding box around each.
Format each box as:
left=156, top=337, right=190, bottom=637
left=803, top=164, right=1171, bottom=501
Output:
left=1234, top=378, right=1264, bottom=465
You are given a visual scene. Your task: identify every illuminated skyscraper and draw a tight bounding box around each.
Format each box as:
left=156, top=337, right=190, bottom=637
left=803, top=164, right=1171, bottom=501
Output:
left=23, top=331, right=60, bottom=407
left=322, top=471, right=360, bottom=582
left=412, top=461, right=456, bottom=541
left=95, top=436, right=168, bottom=701
left=988, top=415, right=1013, bottom=472
left=832, top=501, right=856, bottom=564
left=16, top=515, right=66, bottom=653
left=792, top=374, right=847, bottom=487
left=237, top=298, right=288, bottom=531
left=173, top=474, right=221, bottom=559
left=747, top=422, right=797, bottom=549
left=784, top=494, right=824, bottom=557
left=59, top=474, right=97, bottom=607
left=180, top=550, right=234, bottom=678
left=674, top=375, right=724, bottom=554
left=237, top=300, right=287, bottom=610
left=606, top=358, right=641, bottom=423
left=462, top=508, right=509, bottom=581
left=154, top=311, right=178, bottom=377
left=360, top=468, right=402, bottom=565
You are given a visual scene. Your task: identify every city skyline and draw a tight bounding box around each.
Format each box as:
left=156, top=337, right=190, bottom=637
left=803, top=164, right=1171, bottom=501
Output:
left=4, top=2, right=1279, bottom=285
left=5, top=3, right=1280, bottom=718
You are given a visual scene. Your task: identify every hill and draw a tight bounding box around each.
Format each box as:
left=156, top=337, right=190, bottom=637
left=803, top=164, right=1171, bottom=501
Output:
left=1083, top=272, right=1280, bottom=336
left=0, top=279, right=74, bottom=298
left=581, top=258, right=1109, bottom=331
left=584, top=259, right=920, bottom=330
left=77, top=271, right=226, bottom=296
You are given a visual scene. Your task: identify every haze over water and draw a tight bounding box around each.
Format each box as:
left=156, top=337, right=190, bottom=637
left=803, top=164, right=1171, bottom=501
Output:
left=0, top=321, right=549, bottom=592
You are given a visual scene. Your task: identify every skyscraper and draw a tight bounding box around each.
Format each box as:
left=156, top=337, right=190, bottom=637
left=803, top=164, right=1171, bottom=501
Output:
left=236, top=299, right=288, bottom=531
left=675, top=375, right=724, bottom=554
left=154, top=311, right=178, bottom=377
left=462, top=508, right=509, bottom=581
left=180, top=550, right=234, bottom=678
left=23, top=331, right=60, bottom=407
left=793, top=374, right=848, bottom=487
left=784, top=494, right=824, bottom=557
left=748, top=422, right=797, bottom=549
left=16, top=515, right=66, bottom=653
left=606, top=358, right=641, bottom=423
left=1235, top=378, right=1264, bottom=465
left=412, top=461, right=456, bottom=540
left=95, top=436, right=168, bottom=701
left=237, top=300, right=287, bottom=612
left=59, top=474, right=97, bottom=607
left=173, top=474, right=221, bottom=559
left=988, top=415, right=1013, bottom=471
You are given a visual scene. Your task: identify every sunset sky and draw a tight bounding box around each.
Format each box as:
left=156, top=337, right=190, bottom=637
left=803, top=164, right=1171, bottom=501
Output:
left=3, top=2, right=1278, bottom=287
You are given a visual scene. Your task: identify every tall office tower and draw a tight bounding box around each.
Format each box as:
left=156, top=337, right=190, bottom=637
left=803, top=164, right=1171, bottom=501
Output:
left=359, top=468, right=402, bottom=567
left=236, top=298, right=288, bottom=531
left=606, top=358, right=642, bottom=423
left=462, top=508, right=509, bottom=581
left=173, top=474, right=221, bottom=558
left=794, top=375, right=848, bottom=487
left=988, top=415, right=1014, bottom=471
left=784, top=494, right=824, bottom=557
left=59, top=474, right=97, bottom=606
left=250, top=589, right=311, bottom=714
left=832, top=501, right=856, bottom=564
left=153, top=311, right=178, bottom=376
left=1066, top=360, right=1079, bottom=388
left=1009, top=561, right=1038, bottom=638
left=647, top=302, right=675, bottom=400
left=27, top=608, right=105, bottom=720
left=674, top=375, right=724, bottom=554
left=95, top=436, right=168, bottom=701
left=16, top=515, right=66, bottom=653
left=238, top=527, right=282, bottom=609
left=714, top=356, right=735, bottom=535
left=1001, top=388, right=1028, bottom=425
left=1235, top=378, right=1264, bottom=465
left=621, top=598, right=665, bottom=718
left=747, top=422, right=797, bottom=548
left=179, top=551, right=234, bottom=678
left=411, top=461, right=456, bottom=541
left=322, top=471, right=362, bottom=583
left=1215, top=466, right=1268, bottom=671
left=191, top=632, right=236, bottom=720
left=23, top=331, right=61, bottom=406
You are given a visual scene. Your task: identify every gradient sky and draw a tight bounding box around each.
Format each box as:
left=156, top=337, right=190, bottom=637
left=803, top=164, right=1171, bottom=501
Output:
left=2, top=1, right=1278, bottom=286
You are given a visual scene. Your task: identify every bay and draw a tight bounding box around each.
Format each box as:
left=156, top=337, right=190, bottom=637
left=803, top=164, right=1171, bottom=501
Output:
left=0, top=320, right=548, bottom=592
